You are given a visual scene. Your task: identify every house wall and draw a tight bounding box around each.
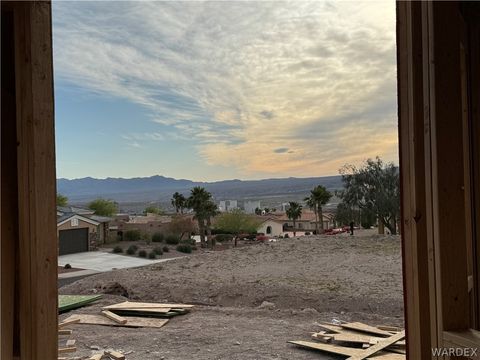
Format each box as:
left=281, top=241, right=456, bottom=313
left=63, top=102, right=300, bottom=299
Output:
left=257, top=220, right=283, bottom=236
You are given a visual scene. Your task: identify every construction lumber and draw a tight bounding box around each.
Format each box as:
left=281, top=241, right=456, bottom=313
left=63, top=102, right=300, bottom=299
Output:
left=59, top=295, right=103, bottom=313
left=58, top=329, right=73, bottom=336
left=88, top=355, right=103, bottom=360
left=63, top=314, right=169, bottom=328
left=105, top=350, right=125, bottom=360
left=345, top=330, right=406, bottom=360
left=103, top=301, right=194, bottom=309
left=288, top=341, right=360, bottom=357
left=58, top=346, right=77, bottom=354
left=101, top=310, right=128, bottom=324
left=340, top=322, right=392, bottom=337
left=58, top=318, right=80, bottom=329
left=376, top=325, right=402, bottom=332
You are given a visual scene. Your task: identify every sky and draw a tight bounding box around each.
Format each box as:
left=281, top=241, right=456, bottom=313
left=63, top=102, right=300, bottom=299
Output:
left=53, top=1, right=398, bottom=182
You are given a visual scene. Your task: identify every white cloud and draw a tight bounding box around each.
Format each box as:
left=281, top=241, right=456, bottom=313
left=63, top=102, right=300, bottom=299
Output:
left=53, top=0, right=397, bottom=178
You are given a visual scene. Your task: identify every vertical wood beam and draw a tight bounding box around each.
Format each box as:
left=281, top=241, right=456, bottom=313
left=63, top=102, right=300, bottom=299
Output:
left=397, top=2, right=436, bottom=358
left=14, top=2, right=58, bottom=359
left=428, top=1, right=470, bottom=335
left=1, top=7, right=19, bottom=359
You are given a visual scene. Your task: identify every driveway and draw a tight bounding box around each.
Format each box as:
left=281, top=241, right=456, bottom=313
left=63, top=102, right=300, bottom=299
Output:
left=58, top=251, right=182, bottom=272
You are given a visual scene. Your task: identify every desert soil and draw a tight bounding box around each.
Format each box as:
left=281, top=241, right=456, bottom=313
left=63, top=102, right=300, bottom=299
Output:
left=60, top=229, right=404, bottom=360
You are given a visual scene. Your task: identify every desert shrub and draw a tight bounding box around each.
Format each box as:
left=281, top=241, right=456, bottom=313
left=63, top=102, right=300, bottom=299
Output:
left=180, top=237, right=196, bottom=245
left=142, top=232, right=151, bottom=244
left=148, top=251, right=156, bottom=259
left=165, top=234, right=180, bottom=245
left=64, top=263, right=72, bottom=269
left=215, top=234, right=233, bottom=242
left=153, top=247, right=163, bottom=255
left=162, top=246, right=170, bottom=252
left=176, top=244, right=192, bottom=253
left=138, top=250, right=147, bottom=258
left=124, top=230, right=141, bottom=241
left=112, top=246, right=123, bottom=253
left=126, top=245, right=138, bottom=255
left=284, top=233, right=289, bottom=238
left=305, top=232, right=311, bottom=235
left=152, top=232, right=164, bottom=243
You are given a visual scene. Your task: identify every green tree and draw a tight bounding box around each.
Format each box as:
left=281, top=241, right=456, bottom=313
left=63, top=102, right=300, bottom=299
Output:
left=88, top=198, right=118, bottom=217
left=168, top=215, right=196, bottom=241
left=56, top=193, right=68, bottom=207
left=144, top=205, right=163, bottom=215
left=214, top=209, right=261, bottom=247
left=304, top=185, right=332, bottom=234
left=339, top=157, right=400, bottom=234
left=286, top=201, right=302, bottom=237
left=171, top=192, right=186, bottom=214
left=254, top=207, right=262, bottom=215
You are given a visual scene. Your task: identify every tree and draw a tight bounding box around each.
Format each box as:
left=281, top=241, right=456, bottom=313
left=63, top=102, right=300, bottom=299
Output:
left=88, top=198, right=118, bottom=217
left=304, top=185, right=332, bottom=234
left=286, top=201, right=302, bottom=237
left=168, top=215, right=196, bottom=241
left=339, top=157, right=400, bottom=234
left=56, top=193, right=68, bottom=207
left=186, top=187, right=213, bottom=248
left=143, top=205, right=163, bottom=215
left=204, top=200, right=219, bottom=248
left=214, top=209, right=262, bottom=247
left=171, top=192, right=186, bottom=214
left=254, top=207, right=262, bottom=215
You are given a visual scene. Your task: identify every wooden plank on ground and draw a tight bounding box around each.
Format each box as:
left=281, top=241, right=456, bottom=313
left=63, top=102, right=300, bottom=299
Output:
left=108, top=307, right=172, bottom=314
left=101, top=310, right=127, bottom=324
left=58, top=346, right=76, bottom=354
left=289, top=340, right=361, bottom=357
left=66, top=339, right=76, bottom=347
left=103, top=301, right=194, bottom=309
left=58, top=329, right=72, bottom=336
left=345, top=330, right=406, bottom=360
left=340, top=322, right=392, bottom=337
left=88, top=355, right=103, bottom=360
left=59, top=318, right=80, bottom=329
left=63, top=314, right=169, bottom=328
left=105, top=350, right=125, bottom=359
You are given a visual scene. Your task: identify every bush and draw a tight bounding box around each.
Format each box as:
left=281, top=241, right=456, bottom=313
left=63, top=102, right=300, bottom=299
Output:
left=148, top=251, right=156, bottom=259
left=152, top=232, right=164, bottom=243
left=176, top=244, right=192, bottom=253
left=126, top=245, right=138, bottom=255
left=284, top=233, right=289, bottom=238
left=112, top=246, right=123, bottom=253
left=124, top=230, right=141, bottom=241
left=142, top=232, right=151, bottom=244
left=165, top=234, right=180, bottom=245
left=215, top=234, right=233, bottom=242
left=153, top=247, right=163, bottom=256
left=64, top=263, right=72, bottom=269
left=305, top=232, right=310, bottom=235
left=138, top=250, right=147, bottom=258
left=162, top=246, right=170, bottom=253
left=180, top=237, right=196, bottom=245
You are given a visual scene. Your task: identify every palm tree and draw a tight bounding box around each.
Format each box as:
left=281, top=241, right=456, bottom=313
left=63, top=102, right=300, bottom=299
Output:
left=310, top=185, right=333, bottom=233
left=304, top=195, right=319, bottom=234
left=171, top=192, right=186, bottom=214
left=203, top=200, right=219, bottom=248
left=286, top=201, right=302, bottom=237
left=186, top=187, right=212, bottom=247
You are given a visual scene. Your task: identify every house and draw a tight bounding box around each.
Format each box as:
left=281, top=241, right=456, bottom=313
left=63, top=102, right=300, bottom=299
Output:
left=257, top=218, right=284, bottom=236
left=256, top=211, right=334, bottom=236
left=110, top=213, right=173, bottom=240
left=56, top=207, right=112, bottom=254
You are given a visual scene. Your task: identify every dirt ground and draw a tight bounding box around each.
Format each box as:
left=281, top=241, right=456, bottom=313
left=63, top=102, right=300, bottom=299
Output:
left=60, top=230, right=404, bottom=360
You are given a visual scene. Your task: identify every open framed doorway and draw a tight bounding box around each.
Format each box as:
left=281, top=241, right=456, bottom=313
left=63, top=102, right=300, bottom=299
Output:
left=2, top=1, right=480, bottom=359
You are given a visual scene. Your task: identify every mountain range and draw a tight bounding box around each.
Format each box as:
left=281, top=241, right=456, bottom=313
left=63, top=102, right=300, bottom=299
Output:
left=57, top=175, right=344, bottom=203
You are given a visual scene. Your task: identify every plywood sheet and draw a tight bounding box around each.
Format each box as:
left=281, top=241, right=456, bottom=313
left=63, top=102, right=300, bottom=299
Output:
left=62, top=314, right=169, bottom=328
left=346, top=331, right=406, bottom=360
left=340, top=322, right=392, bottom=337
left=103, top=301, right=194, bottom=309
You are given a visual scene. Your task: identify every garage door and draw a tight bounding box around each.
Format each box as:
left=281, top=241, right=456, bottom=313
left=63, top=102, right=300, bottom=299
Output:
left=59, top=228, right=89, bottom=255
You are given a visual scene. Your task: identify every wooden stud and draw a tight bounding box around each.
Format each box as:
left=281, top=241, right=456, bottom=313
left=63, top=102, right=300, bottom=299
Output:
left=101, top=310, right=128, bottom=324
left=105, top=350, right=125, bottom=360
left=345, top=331, right=405, bottom=360
left=58, top=318, right=80, bottom=329
left=58, top=329, right=73, bottom=336
left=58, top=347, right=77, bottom=354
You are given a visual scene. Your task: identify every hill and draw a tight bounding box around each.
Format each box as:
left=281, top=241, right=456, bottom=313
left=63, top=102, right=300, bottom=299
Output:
left=57, top=175, right=343, bottom=203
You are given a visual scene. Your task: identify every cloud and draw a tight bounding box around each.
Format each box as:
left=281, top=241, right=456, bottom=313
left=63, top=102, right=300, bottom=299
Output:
left=53, top=1, right=397, bottom=178
left=274, top=148, right=289, bottom=154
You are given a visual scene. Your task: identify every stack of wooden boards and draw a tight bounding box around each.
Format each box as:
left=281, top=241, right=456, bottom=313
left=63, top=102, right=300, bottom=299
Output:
left=289, top=321, right=406, bottom=360
left=58, top=318, right=80, bottom=360
left=62, top=301, right=194, bottom=329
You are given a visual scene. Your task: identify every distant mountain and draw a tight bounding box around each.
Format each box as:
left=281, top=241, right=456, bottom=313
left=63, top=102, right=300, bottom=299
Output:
left=57, top=174, right=344, bottom=203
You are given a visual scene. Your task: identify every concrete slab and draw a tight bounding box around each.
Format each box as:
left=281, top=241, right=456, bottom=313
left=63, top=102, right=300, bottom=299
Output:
left=58, top=251, right=182, bottom=272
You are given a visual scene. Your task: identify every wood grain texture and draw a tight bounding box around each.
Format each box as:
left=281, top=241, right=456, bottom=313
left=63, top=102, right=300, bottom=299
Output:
left=345, top=331, right=405, bottom=360
left=62, top=314, right=169, bottom=328
left=10, top=1, right=58, bottom=359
